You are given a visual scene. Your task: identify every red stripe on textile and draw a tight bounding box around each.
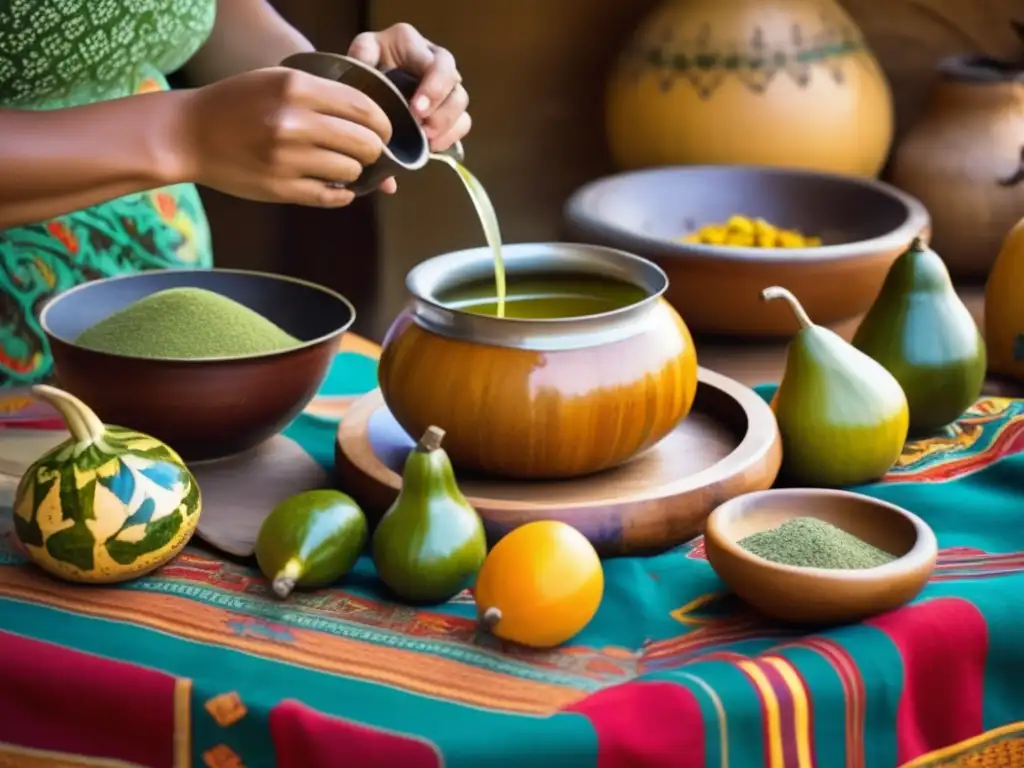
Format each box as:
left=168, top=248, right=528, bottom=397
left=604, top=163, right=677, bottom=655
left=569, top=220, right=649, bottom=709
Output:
left=269, top=699, right=443, bottom=768
left=866, top=598, right=987, bottom=764
left=564, top=680, right=706, bottom=768
left=0, top=629, right=178, bottom=767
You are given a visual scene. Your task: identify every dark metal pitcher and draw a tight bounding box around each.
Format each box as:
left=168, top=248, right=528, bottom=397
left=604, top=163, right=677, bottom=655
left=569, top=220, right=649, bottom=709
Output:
left=282, top=51, right=465, bottom=196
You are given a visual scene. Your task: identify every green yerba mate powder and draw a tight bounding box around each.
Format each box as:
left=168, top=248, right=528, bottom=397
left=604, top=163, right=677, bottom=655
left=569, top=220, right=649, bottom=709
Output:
left=737, top=517, right=896, bottom=570
left=75, top=287, right=301, bottom=359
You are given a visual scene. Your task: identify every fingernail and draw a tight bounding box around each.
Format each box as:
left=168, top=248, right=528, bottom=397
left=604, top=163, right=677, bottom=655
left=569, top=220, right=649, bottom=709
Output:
left=413, top=95, right=430, bottom=113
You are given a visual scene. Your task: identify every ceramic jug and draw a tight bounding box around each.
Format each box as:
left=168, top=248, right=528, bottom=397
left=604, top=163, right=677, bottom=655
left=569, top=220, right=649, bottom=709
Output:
left=604, top=0, right=894, bottom=177
left=889, top=24, right=1024, bottom=279
left=282, top=52, right=464, bottom=196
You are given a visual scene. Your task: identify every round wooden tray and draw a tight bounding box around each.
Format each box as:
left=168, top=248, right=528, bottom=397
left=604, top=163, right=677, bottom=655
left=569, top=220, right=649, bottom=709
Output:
left=335, top=368, right=782, bottom=555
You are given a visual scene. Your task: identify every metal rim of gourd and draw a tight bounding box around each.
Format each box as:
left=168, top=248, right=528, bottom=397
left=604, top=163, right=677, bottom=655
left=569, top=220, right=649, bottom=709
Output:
left=403, top=242, right=672, bottom=352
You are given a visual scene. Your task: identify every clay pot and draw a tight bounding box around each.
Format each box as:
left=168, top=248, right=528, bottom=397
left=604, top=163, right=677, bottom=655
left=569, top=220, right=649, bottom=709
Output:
left=378, top=244, right=698, bottom=480
left=890, top=33, right=1024, bottom=279
left=605, top=0, right=895, bottom=177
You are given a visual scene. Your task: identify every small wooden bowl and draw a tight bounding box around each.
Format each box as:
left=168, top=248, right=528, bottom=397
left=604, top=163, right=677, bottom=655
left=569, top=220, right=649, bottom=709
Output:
left=704, top=488, right=937, bottom=624
left=41, top=269, right=354, bottom=462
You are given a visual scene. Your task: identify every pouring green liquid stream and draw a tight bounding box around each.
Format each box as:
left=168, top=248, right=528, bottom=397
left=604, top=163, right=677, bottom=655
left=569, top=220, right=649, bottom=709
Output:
left=430, top=154, right=507, bottom=318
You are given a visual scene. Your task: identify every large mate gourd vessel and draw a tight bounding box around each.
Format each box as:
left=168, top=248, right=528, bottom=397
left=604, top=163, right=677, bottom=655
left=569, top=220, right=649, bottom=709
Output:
left=13, top=385, right=201, bottom=583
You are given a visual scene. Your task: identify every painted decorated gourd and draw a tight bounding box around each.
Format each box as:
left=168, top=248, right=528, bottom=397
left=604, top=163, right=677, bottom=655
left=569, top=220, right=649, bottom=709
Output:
left=605, top=0, right=894, bottom=177
left=13, top=385, right=201, bottom=583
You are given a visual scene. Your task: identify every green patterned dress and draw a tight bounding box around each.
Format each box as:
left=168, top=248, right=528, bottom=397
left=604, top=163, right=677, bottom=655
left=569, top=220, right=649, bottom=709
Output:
left=0, top=0, right=217, bottom=387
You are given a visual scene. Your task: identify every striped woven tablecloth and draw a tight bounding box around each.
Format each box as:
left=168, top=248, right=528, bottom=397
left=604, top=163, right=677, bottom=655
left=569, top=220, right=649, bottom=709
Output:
left=2, top=348, right=1024, bottom=768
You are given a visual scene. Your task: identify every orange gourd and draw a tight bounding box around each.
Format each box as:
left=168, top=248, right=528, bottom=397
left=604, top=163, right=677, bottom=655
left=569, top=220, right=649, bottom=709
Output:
left=985, top=217, right=1024, bottom=381
left=474, top=521, right=603, bottom=649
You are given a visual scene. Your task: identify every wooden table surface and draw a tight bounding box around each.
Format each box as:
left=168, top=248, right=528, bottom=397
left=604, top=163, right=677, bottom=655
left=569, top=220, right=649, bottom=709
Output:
left=339, top=332, right=384, bottom=360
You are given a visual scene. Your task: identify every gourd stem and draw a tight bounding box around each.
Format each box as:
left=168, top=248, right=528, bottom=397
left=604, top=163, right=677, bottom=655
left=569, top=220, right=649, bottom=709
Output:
left=910, top=235, right=926, bottom=251
left=31, top=385, right=106, bottom=444
left=761, top=286, right=813, bottom=330
left=481, top=606, right=502, bottom=629
left=417, top=426, right=446, bottom=453
left=271, top=558, right=302, bottom=599
left=272, top=576, right=296, bottom=599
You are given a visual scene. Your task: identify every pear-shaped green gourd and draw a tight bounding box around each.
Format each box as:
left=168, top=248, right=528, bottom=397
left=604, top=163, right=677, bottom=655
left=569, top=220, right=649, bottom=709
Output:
left=13, top=385, right=201, bottom=583
left=255, top=490, right=368, bottom=599
left=372, top=426, right=487, bottom=604
left=764, top=286, right=910, bottom=487
left=852, top=237, right=986, bottom=435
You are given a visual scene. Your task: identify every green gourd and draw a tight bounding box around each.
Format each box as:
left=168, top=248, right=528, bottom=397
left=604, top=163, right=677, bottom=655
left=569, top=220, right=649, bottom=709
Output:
left=255, top=490, right=368, bottom=599
left=763, top=286, right=910, bottom=487
left=14, top=385, right=201, bottom=583
left=853, top=237, right=986, bottom=434
left=371, top=426, right=487, bottom=604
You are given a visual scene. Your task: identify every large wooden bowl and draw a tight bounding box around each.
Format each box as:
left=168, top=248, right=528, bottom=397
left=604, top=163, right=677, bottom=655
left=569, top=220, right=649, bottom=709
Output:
left=41, top=269, right=354, bottom=462
left=563, top=165, right=930, bottom=336
left=378, top=243, right=698, bottom=480
left=704, top=488, right=938, bottom=624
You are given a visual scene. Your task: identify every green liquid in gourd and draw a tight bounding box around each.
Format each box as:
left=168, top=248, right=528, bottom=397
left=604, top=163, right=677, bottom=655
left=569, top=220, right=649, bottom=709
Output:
left=430, top=154, right=507, bottom=318
left=439, top=275, right=648, bottom=319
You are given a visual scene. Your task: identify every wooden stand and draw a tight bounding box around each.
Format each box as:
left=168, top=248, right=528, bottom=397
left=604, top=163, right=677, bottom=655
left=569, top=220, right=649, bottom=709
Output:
left=336, top=369, right=783, bottom=556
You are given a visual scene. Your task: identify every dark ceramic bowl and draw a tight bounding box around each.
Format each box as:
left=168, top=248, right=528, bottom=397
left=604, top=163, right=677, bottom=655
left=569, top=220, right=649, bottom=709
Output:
left=41, top=269, right=354, bottom=462
left=563, top=165, right=930, bottom=336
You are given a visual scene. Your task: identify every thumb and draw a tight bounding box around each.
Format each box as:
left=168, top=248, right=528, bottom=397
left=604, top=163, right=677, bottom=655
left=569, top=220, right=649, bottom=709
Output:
left=347, top=32, right=383, bottom=68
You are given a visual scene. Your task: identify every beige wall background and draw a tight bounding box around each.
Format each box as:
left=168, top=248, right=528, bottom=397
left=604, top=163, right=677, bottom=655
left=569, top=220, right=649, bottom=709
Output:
left=366, top=0, right=1023, bottom=339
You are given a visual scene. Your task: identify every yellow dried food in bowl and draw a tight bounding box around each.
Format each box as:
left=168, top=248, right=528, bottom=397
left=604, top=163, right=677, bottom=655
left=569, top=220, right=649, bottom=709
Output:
left=681, top=216, right=822, bottom=249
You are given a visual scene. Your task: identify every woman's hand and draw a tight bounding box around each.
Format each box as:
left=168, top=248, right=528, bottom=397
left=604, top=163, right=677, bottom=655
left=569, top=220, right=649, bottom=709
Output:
left=347, top=24, right=471, bottom=154
left=180, top=67, right=393, bottom=208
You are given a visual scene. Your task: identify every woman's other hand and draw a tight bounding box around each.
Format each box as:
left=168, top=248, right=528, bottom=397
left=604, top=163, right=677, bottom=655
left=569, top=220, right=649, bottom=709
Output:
left=180, top=67, right=392, bottom=208
left=347, top=24, right=471, bottom=155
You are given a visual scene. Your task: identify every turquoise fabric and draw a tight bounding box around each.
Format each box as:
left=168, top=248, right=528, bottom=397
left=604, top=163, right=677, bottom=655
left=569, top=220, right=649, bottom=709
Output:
left=0, top=361, right=1023, bottom=767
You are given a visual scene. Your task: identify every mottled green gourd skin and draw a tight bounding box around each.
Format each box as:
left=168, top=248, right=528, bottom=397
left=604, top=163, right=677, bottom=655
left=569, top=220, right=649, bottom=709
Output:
left=372, top=429, right=487, bottom=604
left=853, top=239, right=986, bottom=435
left=774, top=325, right=909, bottom=486
left=255, top=490, right=368, bottom=599
left=738, top=517, right=896, bottom=569
left=75, top=287, right=300, bottom=359
left=766, top=287, right=909, bottom=488
left=13, top=386, right=201, bottom=584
